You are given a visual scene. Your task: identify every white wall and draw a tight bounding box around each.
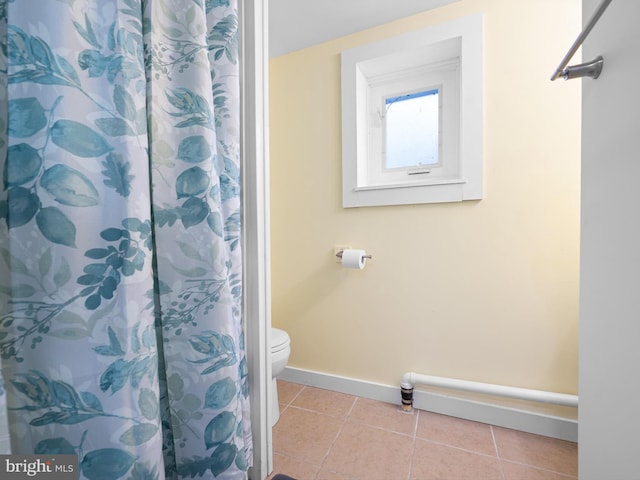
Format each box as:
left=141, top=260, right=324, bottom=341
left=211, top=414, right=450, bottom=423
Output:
left=269, top=0, right=459, bottom=57
left=270, top=0, right=580, bottom=408
left=579, top=0, right=640, bottom=477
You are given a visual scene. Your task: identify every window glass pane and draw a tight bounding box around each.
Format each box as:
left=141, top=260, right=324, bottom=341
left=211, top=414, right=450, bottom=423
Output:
left=384, top=89, right=439, bottom=169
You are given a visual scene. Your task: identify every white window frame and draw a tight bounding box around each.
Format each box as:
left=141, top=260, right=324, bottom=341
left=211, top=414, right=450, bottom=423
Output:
left=368, top=60, right=459, bottom=187
left=341, top=14, right=483, bottom=208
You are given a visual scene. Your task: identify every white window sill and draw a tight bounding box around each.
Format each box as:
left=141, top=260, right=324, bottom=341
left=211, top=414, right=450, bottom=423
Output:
left=354, top=177, right=467, bottom=192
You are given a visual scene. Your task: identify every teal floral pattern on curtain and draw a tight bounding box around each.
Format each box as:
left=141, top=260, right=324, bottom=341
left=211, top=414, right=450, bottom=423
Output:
left=0, top=0, right=251, bottom=478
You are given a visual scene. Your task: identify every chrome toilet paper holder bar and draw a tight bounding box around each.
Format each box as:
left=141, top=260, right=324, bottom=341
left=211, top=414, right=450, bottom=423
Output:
left=336, top=250, right=372, bottom=260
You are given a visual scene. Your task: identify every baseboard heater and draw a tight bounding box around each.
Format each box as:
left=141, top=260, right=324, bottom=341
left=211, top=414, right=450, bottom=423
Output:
left=400, top=372, right=578, bottom=411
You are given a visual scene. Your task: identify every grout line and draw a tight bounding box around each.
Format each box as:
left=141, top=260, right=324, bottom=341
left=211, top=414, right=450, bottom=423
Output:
left=490, top=423, right=577, bottom=479
left=351, top=421, right=417, bottom=440
left=346, top=403, right=420, bottom=440
left=283, top=404, right=351, bottom=421
left=288, top=383, right=305, bottom=404
left=345, top=395, right=358, bottom=418
left=499, top=459, right=578, bottom=479
left=310, top=391, right=359, bottom=479
left=415, top=436, right=505, bottom=460
left=274, top=381, right=306, bottom=430
left=412, top=408, right=420, bottom=438
left=405, top=409, right=420, bottom=480
left=491, top=425, right=506, bottom=480
left=313, top=400, right=351, bottom=480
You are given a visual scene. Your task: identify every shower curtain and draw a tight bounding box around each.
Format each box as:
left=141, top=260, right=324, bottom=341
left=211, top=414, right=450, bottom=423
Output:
left=0, top=0, right=252, bottom=478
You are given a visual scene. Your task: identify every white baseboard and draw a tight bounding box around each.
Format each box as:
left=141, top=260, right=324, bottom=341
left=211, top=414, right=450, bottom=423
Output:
left=280, top=366, right=577, bottom=442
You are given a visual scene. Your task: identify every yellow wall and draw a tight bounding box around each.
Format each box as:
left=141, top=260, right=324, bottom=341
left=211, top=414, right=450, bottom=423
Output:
left=270, top=0, right=580, bottom=396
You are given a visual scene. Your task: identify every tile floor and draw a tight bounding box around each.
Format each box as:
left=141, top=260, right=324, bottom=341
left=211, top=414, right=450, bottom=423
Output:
left=268, top=380, right=577, bottom=480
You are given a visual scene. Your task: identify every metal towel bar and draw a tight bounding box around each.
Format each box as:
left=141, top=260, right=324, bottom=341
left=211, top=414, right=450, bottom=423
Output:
left=550, top=0, right=613, bottom=81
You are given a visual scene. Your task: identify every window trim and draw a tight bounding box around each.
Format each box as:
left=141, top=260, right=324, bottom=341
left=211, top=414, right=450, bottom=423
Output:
left=341, top=14, right=483, bottom=208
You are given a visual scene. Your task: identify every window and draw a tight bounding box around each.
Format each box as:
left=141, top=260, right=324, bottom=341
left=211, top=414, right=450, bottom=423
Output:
left=384, top=88, right=440, bottom=170
left=341, top=14, right=483, bottom=208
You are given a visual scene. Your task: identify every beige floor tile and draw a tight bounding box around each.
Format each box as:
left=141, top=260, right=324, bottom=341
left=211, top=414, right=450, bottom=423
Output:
left=322, top=422, right=413, bottom=480
left=291, top=386, right=357, bottom=418
left=416, top=411, right=497, bottom=456
left=277, top=380, right=305, bottom=405
left=502, top=460, right=578, bottom=480
left=273, top=406, right=343, bottom=466
left=411, top=439, right=503, bottom=480
left=493, top=427, right=578, bottom=477
left=269, top=382, right=578, bottom=480
left=348, top=397, right=417, bottom=436
left=267, top=453, right=320, bottom=480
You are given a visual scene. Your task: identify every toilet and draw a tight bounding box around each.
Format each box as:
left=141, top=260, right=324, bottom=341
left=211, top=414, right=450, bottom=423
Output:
left=271, top=327, right=291, bottom=426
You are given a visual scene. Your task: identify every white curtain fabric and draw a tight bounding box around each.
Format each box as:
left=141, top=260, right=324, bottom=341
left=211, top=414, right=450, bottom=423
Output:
left=0, top=0, right=251, bottom=478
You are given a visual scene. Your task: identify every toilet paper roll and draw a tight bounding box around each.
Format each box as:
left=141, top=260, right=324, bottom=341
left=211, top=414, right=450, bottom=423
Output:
left=341, top=249, right=367, bottom=269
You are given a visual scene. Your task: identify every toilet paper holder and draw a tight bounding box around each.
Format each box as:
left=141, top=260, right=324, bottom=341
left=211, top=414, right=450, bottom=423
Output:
left=335, top=249, right=372, bottom=260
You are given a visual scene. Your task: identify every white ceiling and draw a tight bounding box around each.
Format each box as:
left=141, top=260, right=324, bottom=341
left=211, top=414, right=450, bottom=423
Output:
left=269, top=0, right=460, bottom=57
